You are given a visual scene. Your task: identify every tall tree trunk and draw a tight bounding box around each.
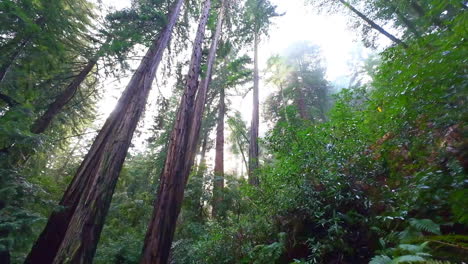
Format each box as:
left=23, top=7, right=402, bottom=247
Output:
left=248, top=33, right=260, bottom=185
left=0, top=41, right=108, bottom=163
left=338, top=0, right=408, bottom=48
left=31, top=37, right=111, bottom=134
left=30, top=57, right=98, bottom=134
left=196, top=130, right=210, bottom=218
left=24, top=1, right=184, bottom=263
left=140, top=0, right=224, bottom=262
left=212, top=86, right=225, bottom=217
left=294, top=73, right=309, bottom=120
left=0, top=37, right=29, bottom=87
left=197, top=130, right=209, bottom=175
left=0, top=17, right=45, bottom=88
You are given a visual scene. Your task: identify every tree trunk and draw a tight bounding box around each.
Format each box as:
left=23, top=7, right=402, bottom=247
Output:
left=294, top=73, right=309, bottom=120
left=30, top=37, right=111, bottom=134
left=196, top=130, right=210, bottom=218
left=212, top=86, right=225, bottom=217
left=338, top=0, right=408, bottom=48
left=30, top=57, right=98, bottom=134
left=140, top=1, right=224, bottom=262
left=0, top=37, right=29, bottom=87
left=24, top=1, right=183, bottom=263
left=0, top=16, right=45, bottom=88
left=248, top=33, right=260, bottom=185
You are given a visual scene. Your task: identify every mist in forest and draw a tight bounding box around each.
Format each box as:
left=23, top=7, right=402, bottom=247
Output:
left=0, top=0, right=466, bottom=263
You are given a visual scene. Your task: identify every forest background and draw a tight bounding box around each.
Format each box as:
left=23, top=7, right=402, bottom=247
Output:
left=0, top=0, right=466, bottom=263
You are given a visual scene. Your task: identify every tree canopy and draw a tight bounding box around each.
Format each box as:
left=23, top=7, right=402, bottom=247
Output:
left=0, top=0, right=466, bottom=263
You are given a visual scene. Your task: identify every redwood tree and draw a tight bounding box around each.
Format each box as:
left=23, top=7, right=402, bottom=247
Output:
left=30, top=42, right=107, bottom=134
left=243, top=0, right=279, bottom=185
left=24, top=0, right=184, bottom=263
left=140, top=0, right=229, bottom=262
left=249, top=31, right=260, bottom=185
left=212, top=86, right=225, bottom=217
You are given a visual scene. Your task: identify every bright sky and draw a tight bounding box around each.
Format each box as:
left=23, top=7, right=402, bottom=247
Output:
left=92, top=0, right=376, bottom=175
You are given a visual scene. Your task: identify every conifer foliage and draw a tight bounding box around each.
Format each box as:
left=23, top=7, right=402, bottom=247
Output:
left=0, top=0, right=466, bottom=263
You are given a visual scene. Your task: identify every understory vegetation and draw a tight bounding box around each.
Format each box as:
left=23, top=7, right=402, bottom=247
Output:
left=0, top=0, right=466, bottom=263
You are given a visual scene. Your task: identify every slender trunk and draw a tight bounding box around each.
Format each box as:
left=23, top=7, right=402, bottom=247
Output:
left=198, top=131, right=209, bottom=175
left=0, top=16, right=45, bottom=88
left=31, top=37, right=111, bottom=134
left=279, top=83, right=291, bottom=125
left=248, top=33, right=260, bottom=185
left=338, top=0, right=408, bottom=48
left=195, top=130, right=209, bottom=219
left=0, top=37, right=29, bottom=87
left=227, top=121, right=248, bottom=171
left=30, top=58, right=98, bottom=134
left=141, top=0, right=226, bottom=262
left=24, top=1, right=183, bottom=263
left=212, top=87, right=225, bottom=217
left=294, top=73, right=308, bottom=120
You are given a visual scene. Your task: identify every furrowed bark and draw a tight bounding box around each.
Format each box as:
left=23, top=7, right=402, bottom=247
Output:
left=212, top=86, right=225, bottom=217
left=140, top=1, right=222, bottom=263
left=24, top=1, right=184, bottom=263
left=338, top=0, right=408, bottom=48
left=248, top=33, right=260, bottom=185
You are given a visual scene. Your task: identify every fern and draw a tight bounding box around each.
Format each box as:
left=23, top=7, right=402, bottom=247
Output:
left=369, top=255, right=392, bottom=264
left=409, top=219, right=441, bottom=235
left=398, top=242, right=429, bottom=254
left=391, top=255, right=426, bottom=263
left=425, top=234, right=468, bottom=250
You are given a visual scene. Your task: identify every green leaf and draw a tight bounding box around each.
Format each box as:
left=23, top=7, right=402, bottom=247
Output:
left=370, top=255, right=392, bottom=264
left=391, top=255, right=425, bottom=263
left=409, top=219, right=441, bottom=235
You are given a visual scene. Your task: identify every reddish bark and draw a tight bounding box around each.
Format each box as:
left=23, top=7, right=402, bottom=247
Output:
left=249, top=33, right=260, bottom=185
left=212, top=86, right=225, bottom=217
left=24, top=1, right=183, bottom=263
left=141, top=0, right=226, bottom=262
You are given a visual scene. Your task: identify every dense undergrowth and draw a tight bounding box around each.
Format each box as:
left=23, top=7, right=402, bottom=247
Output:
left=164, top=15, right=468, bottom=264
left=1, top=1, right=466, bottom=263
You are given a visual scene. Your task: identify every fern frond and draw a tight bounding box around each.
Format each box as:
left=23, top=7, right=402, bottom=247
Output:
left=409, top=219, right=441, bottom=235
left=391, top=255, right=425, bottom=263
left=424, top=261, right=453, bottom=264
left=369, top=255, right=392, bottom=264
